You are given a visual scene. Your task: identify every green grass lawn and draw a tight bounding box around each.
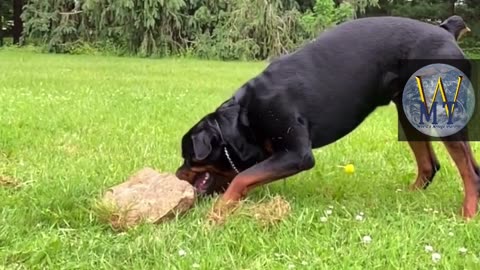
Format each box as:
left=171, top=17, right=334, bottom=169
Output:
left=1, top=49, right=480, bottom=269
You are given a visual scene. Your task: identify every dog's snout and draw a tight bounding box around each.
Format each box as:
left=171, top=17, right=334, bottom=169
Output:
left=175, top=169, right=187, bottom=180
left=175, top=167, right=196, bottom=183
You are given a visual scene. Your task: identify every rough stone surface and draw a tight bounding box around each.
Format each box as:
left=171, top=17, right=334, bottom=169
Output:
left=103, top=167, right=196, bottom=228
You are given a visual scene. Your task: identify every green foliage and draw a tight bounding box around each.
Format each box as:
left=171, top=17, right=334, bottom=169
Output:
left=300, top=0, right=354, bottom=36
left=388, top=0, right=453, bottom=20
left=0, top=0, right=12, bottom=24
left=17, top=0, right=480, bottom=59
left=193, top=0, right=307, bottom=60
left=83, top=0, right=188, bottom=57
left=22, top=0, right=85, bottom=51
left=350, top=0, right=380, bottom=14
left=19, top=0, right=374, bottom=59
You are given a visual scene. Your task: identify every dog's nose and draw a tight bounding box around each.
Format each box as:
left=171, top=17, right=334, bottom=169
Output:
left=175, top=169, right=185, bottom=179
left=175, top=168, right=192, bottom=181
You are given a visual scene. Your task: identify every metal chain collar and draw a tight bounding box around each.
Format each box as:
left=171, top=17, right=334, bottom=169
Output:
left=214, top=119, right=240, bottom=175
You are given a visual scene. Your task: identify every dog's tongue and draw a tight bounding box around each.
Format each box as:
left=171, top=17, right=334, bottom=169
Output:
left=193, top=172, right=212, bottom=194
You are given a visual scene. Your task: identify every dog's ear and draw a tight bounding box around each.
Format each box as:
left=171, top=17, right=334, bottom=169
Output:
left=191, top=130, right=213, bottom=160
left=217, top=105, right=262, bottom=162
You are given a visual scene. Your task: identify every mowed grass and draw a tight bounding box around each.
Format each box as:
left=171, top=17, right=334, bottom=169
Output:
left=1, top=49, right=480, bottom=270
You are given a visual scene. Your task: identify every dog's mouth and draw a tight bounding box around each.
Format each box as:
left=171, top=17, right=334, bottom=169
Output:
left=193, top=172, right=214, bottom=194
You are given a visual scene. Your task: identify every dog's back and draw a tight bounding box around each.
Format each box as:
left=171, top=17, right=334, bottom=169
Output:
left=282, top=16, right=461, bottom=62
left=237, top=16, right=467, bottom=147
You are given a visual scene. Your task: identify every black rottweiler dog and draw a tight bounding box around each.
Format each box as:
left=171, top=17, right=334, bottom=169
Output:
left=176, top=16, right=479, bottom=218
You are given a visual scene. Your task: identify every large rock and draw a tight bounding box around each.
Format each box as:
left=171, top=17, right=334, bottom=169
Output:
left=102, top=167, right=196, bottom=229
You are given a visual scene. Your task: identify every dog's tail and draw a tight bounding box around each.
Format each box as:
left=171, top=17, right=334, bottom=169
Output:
left=439, top=15, right=471, bottom=41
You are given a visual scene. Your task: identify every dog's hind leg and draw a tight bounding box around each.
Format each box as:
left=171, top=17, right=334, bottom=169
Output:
left=441, top=132, right=480, bottom=218
left=394, top=100, right=441, bottom=190
left=466, top=141, right=480, bottom=176
left=406, top=141, right=441, bottom=190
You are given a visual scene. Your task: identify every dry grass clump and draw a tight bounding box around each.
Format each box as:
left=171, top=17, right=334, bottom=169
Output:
left=91, top=198, right=141, bottom=232
left=244, top=196, right=291, bottom=226
left=0, top=175, right=21, bottom=188
left=208, top=195, right=291, bottom=227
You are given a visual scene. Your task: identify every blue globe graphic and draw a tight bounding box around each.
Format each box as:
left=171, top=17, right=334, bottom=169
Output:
left=402, top=63, right=475, bottom=137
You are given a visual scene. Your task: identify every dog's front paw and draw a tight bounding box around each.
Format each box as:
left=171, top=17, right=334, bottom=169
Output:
left=207, top=198, right=241, bottom=225
left=461, top=198, right=478, bottom=220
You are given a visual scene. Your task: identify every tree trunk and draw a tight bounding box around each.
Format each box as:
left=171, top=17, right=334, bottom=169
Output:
left=0, top=15, right=3, bottom=47
left=13, top=0, right=23, bottom=45
left=448, top=0, right=456, bottom=17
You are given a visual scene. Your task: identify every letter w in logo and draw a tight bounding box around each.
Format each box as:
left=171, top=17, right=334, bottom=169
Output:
left=415, top=75, right=463, bottom=125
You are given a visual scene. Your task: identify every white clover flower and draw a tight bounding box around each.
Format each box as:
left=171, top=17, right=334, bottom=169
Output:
left=424, top=245, right=434, bottom=253
left=362, top=235, right=372, bottom=244
left=325, top=209, right=333, bottom=215
left=432, top=252, right=441, bottom=263
left=459, top=247, right=467, bottom=254
left=178, top=249, right=187, bottom=257
left=355, top=215, right=364, bottom=221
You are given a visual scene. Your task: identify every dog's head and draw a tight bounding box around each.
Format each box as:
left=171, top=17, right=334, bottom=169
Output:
left=176, top=100, right=265, bottom=196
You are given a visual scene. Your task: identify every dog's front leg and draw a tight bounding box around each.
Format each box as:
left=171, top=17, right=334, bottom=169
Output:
left=224, top=122, right=315, bottom=202
left=224, top=150, right=315, bottom=201
left=209, top=147, right=315, bottom=222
